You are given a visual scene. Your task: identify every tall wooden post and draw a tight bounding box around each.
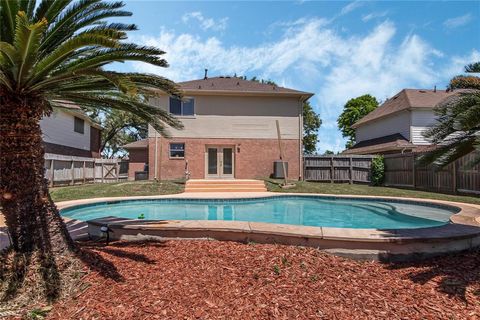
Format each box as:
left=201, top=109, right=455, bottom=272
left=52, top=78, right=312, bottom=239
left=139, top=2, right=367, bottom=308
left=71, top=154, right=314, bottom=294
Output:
left=275, top=120, right=288, bottom=186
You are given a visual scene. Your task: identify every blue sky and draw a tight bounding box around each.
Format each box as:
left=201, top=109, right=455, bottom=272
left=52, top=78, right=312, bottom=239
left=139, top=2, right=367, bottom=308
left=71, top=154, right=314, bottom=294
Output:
left=113, top=0, right=480, bottom=153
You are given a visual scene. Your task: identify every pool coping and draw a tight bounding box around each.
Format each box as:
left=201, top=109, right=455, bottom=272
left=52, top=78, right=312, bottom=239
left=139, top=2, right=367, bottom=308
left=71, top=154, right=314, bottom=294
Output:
left=56, top=192, right=480, bottom=260
left=1, top=192, right=479, bottom=260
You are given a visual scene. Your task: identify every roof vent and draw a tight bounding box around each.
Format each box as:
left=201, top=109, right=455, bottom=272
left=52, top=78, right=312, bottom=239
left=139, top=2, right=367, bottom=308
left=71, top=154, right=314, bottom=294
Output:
left=434, top=85, right=437, bottom=92
left=225, top=76, right=231, bottom=78
left=211, top=83, right=214, bottom=86
left=418, top=90, right=426, bottom=93
left=220, top=76, right=224, bottom=78
left=198, top=85, right=201, bottom=89
left=237, top=81, right=240, bottom=85
left=204, top=68, right=208, bottom=80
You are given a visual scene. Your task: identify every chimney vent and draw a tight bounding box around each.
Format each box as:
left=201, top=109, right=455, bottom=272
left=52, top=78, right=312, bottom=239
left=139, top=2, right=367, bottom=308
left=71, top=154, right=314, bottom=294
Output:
left=204, top=69, right=208, bottom=80
left=434, top=85, right=437, bottom=92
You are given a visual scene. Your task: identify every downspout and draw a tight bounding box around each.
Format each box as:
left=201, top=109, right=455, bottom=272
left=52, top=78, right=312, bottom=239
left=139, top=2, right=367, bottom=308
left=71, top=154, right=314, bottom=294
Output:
left=299, top=97, right=304, bottom=181
left=154, top=130, right=158, bottom=180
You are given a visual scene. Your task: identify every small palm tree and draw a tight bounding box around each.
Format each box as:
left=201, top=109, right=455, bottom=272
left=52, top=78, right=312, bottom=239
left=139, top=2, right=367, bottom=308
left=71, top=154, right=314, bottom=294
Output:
left=420, top=62, right=480, bottom=167
left=0, top=0, right=183, bottom=255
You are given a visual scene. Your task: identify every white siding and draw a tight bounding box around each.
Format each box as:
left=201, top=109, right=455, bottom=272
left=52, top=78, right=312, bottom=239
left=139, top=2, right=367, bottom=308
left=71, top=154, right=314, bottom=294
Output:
left=410, top=109, right=437, bottom=145
left=40, top=110, right=91, bottom=150
left=355, top=111, right=410, bottom=142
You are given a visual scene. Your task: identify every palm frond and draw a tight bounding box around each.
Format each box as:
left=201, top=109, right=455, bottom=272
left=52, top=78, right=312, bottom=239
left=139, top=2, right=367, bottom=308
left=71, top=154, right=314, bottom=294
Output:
left=0, top=0, right=19, bottom=43
left=13, top=12, right=48, bottom=88
left=465, top=62, right=480, bottom=73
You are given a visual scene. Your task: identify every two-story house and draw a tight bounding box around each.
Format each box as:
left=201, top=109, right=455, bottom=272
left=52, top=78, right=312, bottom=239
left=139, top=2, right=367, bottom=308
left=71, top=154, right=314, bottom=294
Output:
left=124, top=76, right=313, bottom=180
left=40, top=105, right=102, bottom=158
left=344, top=89, right=454, bottom=155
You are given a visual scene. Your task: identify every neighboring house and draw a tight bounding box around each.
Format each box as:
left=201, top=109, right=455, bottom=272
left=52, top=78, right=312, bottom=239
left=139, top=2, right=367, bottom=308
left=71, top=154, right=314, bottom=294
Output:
left=344, top=89, right=454, bottom=155
left=124, top=76, right=313, bottom=180
left=40, top=106, right=102, bottom=158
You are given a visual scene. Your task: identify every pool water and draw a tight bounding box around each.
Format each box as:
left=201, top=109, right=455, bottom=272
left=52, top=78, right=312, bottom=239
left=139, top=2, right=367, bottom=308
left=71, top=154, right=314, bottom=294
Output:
left=61, top=196, right=457, bottom=229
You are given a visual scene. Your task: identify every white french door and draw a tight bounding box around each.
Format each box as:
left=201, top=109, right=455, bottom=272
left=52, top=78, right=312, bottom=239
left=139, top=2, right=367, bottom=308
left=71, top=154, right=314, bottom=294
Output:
left=205, top=146, right=234, bottom=179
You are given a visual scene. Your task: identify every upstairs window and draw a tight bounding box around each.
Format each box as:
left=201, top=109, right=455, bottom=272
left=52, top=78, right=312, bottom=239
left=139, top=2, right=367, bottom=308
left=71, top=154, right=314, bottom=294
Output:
left=169, top=97, right=194, bottom=116
left=169, top=143, right=185, bottom=158
left=74, top=116, right=84, bottom=134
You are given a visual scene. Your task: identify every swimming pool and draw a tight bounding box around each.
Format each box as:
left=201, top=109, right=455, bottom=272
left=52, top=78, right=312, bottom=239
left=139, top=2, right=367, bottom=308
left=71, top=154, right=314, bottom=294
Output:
left=60, top=196, right=459, bottom=229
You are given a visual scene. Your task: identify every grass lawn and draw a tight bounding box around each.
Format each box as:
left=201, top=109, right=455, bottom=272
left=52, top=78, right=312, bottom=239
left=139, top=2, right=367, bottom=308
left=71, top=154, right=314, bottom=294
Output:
left=265, top=179, right=480, bottom=205
left=49, top=180, right=184, bottom=202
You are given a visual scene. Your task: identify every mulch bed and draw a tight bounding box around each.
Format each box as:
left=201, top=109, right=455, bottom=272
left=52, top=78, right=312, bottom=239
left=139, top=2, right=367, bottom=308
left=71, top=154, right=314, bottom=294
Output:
left=45, top=240, right=479, bottom=320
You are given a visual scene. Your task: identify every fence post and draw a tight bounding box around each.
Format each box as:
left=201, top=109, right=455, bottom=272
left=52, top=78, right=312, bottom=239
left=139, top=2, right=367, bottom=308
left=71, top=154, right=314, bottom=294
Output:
left=70, top=160, right=75, bottom=185
left=349, top=156, right=353, bottom=184
left=116, top=160, right=120, bottom=182
left=330, top=156, right=334, bottom=183
left=412, top=154, right=416, bottom=188
left=82, top=161, right=86, bottom=184
left=49, top=159, right=54, bottom=187
left=101, top=162, right=104, bottom=183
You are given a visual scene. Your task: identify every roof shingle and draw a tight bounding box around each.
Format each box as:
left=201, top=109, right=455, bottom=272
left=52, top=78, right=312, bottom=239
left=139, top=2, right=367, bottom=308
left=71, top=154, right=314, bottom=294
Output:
left=352, top=89, right=454, bottom=128
left=177, top=76, right=313, bottom=97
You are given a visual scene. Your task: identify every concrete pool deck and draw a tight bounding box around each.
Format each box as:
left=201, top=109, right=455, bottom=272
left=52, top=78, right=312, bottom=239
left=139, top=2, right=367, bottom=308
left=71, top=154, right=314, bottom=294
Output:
left=2, top=192, right=480, bottom=261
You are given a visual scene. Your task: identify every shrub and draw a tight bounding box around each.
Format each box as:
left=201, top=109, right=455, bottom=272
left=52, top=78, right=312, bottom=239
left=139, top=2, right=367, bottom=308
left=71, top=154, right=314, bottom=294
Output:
left=371, top=156, right=385, bottom=186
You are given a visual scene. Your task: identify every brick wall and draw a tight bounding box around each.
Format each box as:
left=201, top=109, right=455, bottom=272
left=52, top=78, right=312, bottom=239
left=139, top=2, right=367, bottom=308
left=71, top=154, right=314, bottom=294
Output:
left=148, top=137, right=300, bottom=180
left=126, top=148, right=148, bottom=180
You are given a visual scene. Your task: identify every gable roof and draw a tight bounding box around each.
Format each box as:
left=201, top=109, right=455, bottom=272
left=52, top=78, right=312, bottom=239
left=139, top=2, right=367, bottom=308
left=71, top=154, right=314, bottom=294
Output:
left=342, top=133, right=415, bottom=155
left=352, top=89, right=454, bottom=128
left=177, top=76, right=313, bottom=99
left=122, top=139, right=148, bottom=149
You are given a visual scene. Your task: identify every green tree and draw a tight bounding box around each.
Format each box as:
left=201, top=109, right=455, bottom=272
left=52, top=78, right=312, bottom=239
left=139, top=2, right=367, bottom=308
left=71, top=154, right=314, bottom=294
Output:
left=88, top=109, right=148, bottom=158
left=323, top=150, right=335, bottom=155
left=420, top=62, right=480, bottom=167
left=337, top=94, right=379, bottom=148
left=303, top=101, right=322, bottom=154
left=0, top=0, right=183, bottom=262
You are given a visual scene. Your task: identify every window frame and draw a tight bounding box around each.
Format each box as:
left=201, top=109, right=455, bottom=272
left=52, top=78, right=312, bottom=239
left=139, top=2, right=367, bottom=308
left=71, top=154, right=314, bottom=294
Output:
left=74, top=116, right=85, bottom=134
left=169, top=97, right=195, bottom=116
left=169, top=142, right=185, bottom=159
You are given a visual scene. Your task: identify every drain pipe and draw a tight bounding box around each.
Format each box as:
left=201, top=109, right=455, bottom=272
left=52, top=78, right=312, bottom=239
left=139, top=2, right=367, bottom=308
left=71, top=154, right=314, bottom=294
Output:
left=154, top=130, right=158, bottom=181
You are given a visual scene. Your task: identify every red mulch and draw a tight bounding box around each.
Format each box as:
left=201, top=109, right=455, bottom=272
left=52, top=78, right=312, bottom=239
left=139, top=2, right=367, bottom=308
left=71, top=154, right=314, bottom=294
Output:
left=45, top=240, right=479, bottom=320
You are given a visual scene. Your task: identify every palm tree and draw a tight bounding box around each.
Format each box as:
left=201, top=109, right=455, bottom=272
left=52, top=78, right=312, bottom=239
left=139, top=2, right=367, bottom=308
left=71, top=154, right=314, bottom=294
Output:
left=0, top=0, right=183, bottom=255
left=420, top=62, right=480, bottom=167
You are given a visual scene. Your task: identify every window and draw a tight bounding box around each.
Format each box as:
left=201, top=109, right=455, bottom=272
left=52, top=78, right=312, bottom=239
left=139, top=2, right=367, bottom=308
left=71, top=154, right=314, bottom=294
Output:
left=169, top=97, right=194, bottom=116
left=74, top=116, right=84, bottom=134
left=169, top=143, right=185, bottom=158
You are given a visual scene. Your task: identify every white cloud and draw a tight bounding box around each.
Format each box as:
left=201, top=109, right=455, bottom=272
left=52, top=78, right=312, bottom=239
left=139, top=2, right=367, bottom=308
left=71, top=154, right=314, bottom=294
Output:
left=443, top=13, right=473, bottom=29
left=340, top=1, right=365, bottom=16
left=182, top=11, right=228, bottom=31
left=132, top=18, right=473, bottom=152
left=362, top=11, right=389, bottom=22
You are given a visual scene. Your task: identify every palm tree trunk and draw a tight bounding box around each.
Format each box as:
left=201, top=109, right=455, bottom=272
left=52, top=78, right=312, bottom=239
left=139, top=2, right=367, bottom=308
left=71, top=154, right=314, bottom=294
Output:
left=0, top=93, right=74, bottom=254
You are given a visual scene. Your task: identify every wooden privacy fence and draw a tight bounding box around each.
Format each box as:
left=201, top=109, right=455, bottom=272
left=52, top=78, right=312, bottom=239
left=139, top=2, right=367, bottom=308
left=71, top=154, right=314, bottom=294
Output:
left=44, top=153, right=129, bottom=187
left=304, top=155, right=374, bottom=183
left=384, top=151, right=480, bottom=195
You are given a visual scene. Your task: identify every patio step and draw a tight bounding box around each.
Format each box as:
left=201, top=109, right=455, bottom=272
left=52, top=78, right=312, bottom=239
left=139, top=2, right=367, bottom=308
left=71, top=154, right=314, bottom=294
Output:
left=185, top=179, right=267, bottom=192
